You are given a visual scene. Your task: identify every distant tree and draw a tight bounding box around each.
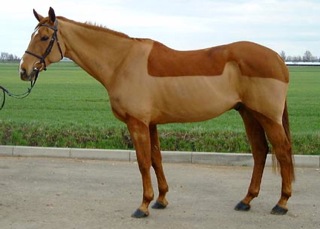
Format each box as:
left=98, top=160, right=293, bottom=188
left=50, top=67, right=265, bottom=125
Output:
left=1, top=52, right=9, bottom=60
left=303, top=50, right=313, bottom=62
left=279, top=51, right=286, bottom=61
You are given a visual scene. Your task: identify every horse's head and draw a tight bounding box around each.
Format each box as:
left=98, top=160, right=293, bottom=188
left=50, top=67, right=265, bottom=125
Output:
left=19, top=7, right=64, bottom=82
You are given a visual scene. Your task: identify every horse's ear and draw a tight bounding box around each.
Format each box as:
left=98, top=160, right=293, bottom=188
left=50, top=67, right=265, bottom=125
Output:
left=33, top=9, right=43, bottom=22
left=48, top=7, right=56, bottom=23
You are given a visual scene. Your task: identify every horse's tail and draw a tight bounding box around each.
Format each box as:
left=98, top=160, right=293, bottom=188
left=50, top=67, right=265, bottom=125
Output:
left=272, top=100, right=295, bottom=181
left=282, top=101, right=291, bottom=144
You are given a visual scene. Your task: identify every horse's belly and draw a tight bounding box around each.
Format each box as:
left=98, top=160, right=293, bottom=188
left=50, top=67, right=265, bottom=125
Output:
left=151, top=75, right=240, bottom=123
left=155, top=100, right=235, bottom=123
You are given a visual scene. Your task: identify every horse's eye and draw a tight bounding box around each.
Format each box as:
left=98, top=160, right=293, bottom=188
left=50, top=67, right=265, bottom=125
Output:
left=41, top=36, right=49, bottom=41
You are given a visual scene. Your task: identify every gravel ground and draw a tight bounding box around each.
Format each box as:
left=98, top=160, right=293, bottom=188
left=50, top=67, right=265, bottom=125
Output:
left=0, top=156, right=319, bottom=229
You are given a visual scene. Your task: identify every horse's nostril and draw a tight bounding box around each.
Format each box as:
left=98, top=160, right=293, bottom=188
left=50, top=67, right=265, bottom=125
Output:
left=19, top=68, right=27, bottom=80
left=20, top=68, right=26, bottom=75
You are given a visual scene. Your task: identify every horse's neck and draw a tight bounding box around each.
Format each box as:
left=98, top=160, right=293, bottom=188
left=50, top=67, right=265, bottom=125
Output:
left=59, top=19, right=134, bottom=88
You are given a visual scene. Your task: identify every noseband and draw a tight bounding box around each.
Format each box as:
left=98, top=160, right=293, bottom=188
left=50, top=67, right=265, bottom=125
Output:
left=25, top=20, right=63, bottom=71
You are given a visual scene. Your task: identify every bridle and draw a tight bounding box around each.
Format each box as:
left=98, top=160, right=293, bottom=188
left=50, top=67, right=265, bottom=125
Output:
left=0, top=20, right=63, bottom=110
left=25, top=19, right=64, bottom=71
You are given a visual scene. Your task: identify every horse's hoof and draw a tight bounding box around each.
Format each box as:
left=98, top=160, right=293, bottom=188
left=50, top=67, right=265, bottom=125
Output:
left=234, top=201, right=251, bottom=211
left=271, top=205, right=288, bottom=215
left=151, top=201, right=167, bottom=209
left=131, top=208, right=149, bottom=218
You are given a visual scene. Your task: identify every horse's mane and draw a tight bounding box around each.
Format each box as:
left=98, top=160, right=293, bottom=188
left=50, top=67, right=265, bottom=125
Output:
left=57, top=16, right=130, bottom=39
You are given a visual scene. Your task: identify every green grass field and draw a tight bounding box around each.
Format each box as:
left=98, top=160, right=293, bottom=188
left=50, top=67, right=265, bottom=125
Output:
left=0, top=62, right=319, bottom=154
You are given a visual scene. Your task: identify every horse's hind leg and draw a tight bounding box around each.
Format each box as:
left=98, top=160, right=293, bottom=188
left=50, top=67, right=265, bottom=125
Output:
left=149, top=125, right=169, bottom=209
left=257, top=115, right=294, bottom=215
left=235, top=108, right=269, bottom=212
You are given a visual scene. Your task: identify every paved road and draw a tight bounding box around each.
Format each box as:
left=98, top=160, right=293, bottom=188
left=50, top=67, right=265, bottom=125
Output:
left=0, top=156, right=319, bottom=229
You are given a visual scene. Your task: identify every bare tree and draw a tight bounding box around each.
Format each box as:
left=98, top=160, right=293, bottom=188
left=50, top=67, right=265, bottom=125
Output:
left=303, top=50, right=313, bottom=62
left=279, top=51, right=286, bottom=61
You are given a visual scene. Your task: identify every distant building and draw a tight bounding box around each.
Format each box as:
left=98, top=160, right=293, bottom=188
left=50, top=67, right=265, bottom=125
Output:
left=286, top=62, right=320, bottom=66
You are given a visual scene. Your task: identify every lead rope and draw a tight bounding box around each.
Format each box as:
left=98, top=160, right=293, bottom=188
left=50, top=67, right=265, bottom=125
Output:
left=0, top=71, right=39, bottom=110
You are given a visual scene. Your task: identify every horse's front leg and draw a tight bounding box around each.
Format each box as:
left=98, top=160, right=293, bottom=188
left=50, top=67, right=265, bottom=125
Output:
left=149, top=125, right=169, bottom=209
left=127, top=116, right=154, bottom=218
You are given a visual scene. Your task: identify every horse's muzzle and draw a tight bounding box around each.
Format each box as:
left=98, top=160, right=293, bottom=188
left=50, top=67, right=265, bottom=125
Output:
left=20, top=68, right=38, bottom=82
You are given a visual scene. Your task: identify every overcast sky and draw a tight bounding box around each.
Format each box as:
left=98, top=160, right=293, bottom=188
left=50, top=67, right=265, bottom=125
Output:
left=0, top=0, right=319, bottom=58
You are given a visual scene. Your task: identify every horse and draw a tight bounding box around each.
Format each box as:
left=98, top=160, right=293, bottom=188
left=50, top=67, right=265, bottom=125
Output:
left=19, top=7, right=294, bottom=218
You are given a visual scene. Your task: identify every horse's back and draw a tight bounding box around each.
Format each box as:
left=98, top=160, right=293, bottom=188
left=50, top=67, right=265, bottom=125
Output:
left=147, top=40, right=288, bottom=83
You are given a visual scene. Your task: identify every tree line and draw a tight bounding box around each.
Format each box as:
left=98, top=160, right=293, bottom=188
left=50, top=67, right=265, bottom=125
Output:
left=1, top=50, right=319, bottom=63
left=279, top=50, right=319, bottom=62
left=1, top=52, right=20, bottom=62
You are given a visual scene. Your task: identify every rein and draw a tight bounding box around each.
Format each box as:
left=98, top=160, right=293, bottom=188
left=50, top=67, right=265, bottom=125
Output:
left=0, top=73, right=39, bottom=110
left=0, top=20, right=63, bottom=110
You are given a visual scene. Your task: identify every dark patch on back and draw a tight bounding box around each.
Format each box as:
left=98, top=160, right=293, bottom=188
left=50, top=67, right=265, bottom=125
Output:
left=147, top=42, right=227, bottom=77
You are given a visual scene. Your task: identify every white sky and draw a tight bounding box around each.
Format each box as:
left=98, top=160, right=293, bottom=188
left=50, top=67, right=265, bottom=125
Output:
left=0, top=0, right=319, bottom=58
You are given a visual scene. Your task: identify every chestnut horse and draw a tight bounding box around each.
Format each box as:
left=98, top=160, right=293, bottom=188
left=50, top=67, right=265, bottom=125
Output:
left=19, top=8, right=294, bottom=218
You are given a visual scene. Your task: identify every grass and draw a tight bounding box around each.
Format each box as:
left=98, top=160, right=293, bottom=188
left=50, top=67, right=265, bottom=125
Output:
left=0, top=62, right=319, bottom=155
